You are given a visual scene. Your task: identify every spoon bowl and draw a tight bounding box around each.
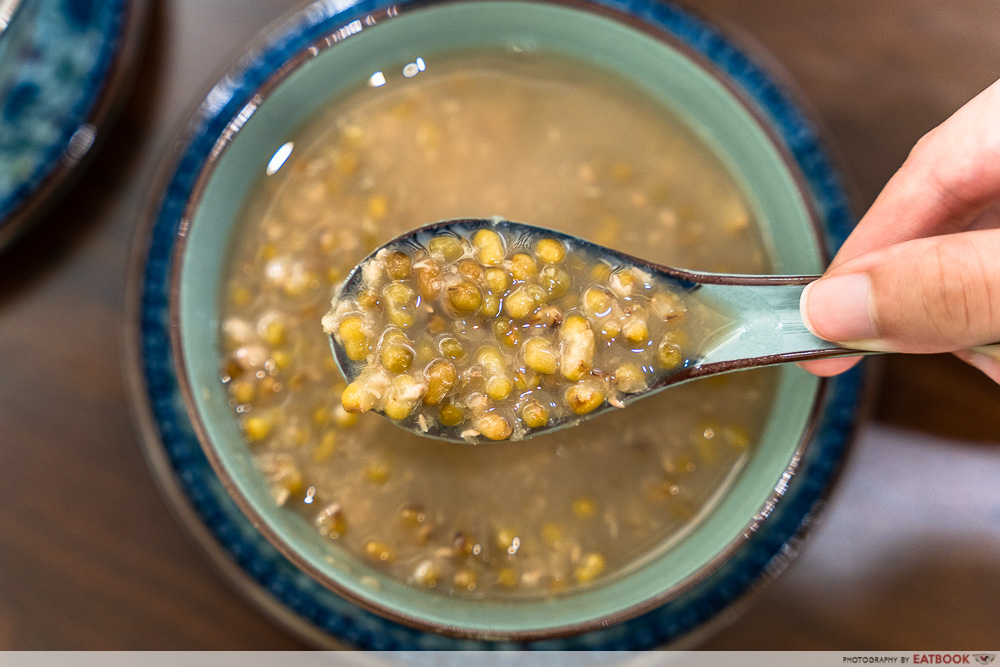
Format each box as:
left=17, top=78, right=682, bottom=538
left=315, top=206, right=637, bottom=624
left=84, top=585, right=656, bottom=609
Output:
left=326, top=217, right=858, bottom=443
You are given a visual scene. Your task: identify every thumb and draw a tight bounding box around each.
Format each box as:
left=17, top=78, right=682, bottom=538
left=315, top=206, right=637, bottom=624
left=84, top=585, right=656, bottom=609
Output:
left=800, top=228, right=1000, bottom=353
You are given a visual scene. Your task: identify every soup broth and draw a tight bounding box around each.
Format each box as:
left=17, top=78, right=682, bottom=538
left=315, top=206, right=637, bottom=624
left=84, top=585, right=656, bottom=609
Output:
left=219, top=49, right=777, bottom=597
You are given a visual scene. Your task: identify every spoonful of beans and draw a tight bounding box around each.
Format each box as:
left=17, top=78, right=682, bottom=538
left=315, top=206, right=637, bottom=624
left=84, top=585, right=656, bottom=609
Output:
left=322, top=218, right=858, bottom=444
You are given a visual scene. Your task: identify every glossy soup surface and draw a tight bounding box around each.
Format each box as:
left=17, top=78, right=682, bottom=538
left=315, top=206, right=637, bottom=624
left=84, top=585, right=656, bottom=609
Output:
left=218, top=49, right=777, bottom=597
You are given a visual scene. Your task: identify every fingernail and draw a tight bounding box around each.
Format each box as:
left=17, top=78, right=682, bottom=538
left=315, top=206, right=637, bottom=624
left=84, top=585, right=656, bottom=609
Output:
left=800, top=273, right=877, bottom=343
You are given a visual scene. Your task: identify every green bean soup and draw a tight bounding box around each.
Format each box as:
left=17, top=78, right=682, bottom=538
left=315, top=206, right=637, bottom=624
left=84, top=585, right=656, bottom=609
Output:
left=219, top=50, right=777, bottom=597
left=324, top=222, right=730, bottom=442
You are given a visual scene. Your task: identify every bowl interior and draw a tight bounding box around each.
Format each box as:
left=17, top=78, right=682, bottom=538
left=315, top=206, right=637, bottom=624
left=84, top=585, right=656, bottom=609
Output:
left=176, top=0, right=823, bottom=635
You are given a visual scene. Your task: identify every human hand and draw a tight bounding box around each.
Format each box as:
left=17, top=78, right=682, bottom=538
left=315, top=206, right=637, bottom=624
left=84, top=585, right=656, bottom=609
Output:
left=799, top=78, right=1000, bottom=384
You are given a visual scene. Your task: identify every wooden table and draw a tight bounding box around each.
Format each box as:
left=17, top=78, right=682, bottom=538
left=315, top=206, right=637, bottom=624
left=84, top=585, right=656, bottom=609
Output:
left=1, top=0, right=998, bottom=650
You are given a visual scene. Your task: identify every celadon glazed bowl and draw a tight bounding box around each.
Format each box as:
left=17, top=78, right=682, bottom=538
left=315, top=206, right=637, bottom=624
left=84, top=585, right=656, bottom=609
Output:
left=129, top=0, right=865, bottom=649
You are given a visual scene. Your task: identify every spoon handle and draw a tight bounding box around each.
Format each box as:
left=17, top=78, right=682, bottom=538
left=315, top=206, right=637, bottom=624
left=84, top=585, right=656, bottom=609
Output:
left=683, top=275, right=866, bottom=370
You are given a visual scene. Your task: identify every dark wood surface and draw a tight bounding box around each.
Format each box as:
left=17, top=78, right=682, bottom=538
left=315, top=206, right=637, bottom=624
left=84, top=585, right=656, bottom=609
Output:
left=1, top=0, right=998, bottom=650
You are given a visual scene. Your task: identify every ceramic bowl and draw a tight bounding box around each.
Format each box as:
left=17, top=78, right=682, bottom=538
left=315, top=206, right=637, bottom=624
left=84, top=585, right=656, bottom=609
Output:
left=0, top=0, right=144, bottom=249
left=130, top=0, right=865, bottom=648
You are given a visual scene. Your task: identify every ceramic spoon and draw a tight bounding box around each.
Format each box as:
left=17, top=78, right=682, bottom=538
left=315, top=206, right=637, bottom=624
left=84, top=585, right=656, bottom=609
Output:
left=327, top=218, right=864, bottom=443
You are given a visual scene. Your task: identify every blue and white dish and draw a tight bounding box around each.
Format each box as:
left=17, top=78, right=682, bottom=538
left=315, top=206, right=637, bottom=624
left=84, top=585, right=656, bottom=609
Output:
left=0, top=0, right=143, bottom=248
left=127, top=0, right=866, bottom=649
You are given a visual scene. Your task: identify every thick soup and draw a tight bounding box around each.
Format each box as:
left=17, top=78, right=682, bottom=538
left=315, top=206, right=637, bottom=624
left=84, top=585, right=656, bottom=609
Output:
left=219, top=50, right=776, bottom=597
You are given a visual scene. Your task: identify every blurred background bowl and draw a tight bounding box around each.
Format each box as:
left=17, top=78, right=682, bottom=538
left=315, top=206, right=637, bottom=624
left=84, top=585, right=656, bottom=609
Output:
left=0, top=0, right=144, bottom=250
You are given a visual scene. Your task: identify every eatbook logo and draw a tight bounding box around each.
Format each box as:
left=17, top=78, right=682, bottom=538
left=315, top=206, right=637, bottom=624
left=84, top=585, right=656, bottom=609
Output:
left=974, top=656, right=995, bottom=665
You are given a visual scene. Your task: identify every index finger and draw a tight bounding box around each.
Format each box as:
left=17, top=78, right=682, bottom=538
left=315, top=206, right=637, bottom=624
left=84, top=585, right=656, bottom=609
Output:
left=831, top=78, right=1000, bottom=269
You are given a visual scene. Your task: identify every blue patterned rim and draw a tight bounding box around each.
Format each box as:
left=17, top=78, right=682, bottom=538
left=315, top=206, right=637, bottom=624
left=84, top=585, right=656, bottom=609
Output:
left=0, top=0, right=140, bottom=249
left=128, top=0, right=865, bottom=649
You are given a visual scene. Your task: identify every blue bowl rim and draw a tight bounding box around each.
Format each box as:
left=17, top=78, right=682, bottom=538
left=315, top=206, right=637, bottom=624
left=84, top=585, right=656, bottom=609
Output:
left=126, top=0, right=865, bottom=649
